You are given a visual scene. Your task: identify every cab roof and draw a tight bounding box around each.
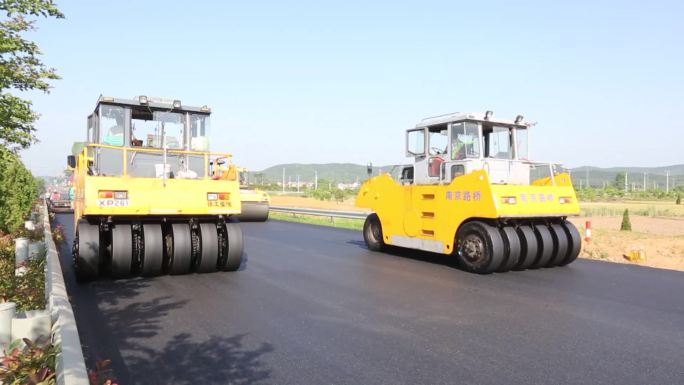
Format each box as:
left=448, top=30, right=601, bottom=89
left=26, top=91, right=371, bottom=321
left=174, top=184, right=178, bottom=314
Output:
left=94, top=95, right=211, bottom=115
left=416, top=111, right=530, bottom=129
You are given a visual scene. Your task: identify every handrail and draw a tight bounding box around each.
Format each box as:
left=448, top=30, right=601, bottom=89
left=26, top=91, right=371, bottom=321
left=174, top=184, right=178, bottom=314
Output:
left=270, top=206, right=369, bottom=220
left=81, top=143, right=234, bottom=178
left=84, top=143, right=232, bottom=158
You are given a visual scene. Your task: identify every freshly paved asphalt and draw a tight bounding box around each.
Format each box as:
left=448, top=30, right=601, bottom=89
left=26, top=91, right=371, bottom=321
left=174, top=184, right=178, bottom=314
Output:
left=54, top=213, right=684, bottom=385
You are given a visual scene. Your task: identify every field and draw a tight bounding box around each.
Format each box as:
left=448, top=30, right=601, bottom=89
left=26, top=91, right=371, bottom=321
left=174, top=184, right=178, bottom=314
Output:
left=269, top=195, right=684, bottom=272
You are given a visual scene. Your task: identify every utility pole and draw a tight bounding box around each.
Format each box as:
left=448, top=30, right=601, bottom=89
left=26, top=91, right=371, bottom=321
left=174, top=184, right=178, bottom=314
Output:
left=643, top=172, right=647, bottom=192
left=625, top=171, right=628, bottom=192
left=296, top=175, right=300, bottom=193
left=282, top=168, right=285, bottom=193
left=666, top=170, right=670, bottom=193
left=314, top=170, right=318, bottom=190
left=585, top=168, right=589, bottom=188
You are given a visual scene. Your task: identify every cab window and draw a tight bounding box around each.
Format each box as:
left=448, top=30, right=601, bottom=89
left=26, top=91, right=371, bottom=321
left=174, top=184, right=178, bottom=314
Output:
left=99, top=105, right=125, bottom=146
left=407, top=129, right=425, bottom=156
left=451, top=122, right=480, bottom=160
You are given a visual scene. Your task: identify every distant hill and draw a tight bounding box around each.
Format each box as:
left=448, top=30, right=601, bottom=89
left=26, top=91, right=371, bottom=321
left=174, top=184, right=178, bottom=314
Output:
left=570, top=164, right=684, bottom=189
left=249, top=162, right=684, bottom=189
left=247, top=163, right=399, bottom=184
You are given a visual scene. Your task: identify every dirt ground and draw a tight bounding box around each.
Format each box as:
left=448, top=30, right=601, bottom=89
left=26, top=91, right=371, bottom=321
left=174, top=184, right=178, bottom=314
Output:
left=568, top=216, right=684, bottom=272
left=269, top=195, right=684, bottom=272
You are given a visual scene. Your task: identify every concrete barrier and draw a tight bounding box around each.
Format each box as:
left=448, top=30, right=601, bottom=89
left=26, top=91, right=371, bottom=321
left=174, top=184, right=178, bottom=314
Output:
left=43, top=204, right=89, bottom=385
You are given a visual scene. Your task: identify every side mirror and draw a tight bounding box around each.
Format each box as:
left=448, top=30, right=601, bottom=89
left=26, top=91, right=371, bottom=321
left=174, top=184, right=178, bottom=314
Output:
left=67, top=155, right=76, bottom=169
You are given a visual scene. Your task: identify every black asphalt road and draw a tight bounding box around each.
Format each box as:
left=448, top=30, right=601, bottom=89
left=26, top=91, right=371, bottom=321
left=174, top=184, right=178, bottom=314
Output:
left=53, top=213, right=684, bottom=385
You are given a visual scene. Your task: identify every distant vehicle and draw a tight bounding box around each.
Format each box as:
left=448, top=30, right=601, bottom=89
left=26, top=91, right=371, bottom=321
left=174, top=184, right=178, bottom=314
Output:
left=68, top=95, right=244, bottom=281
left=236, top=167, right=270, bottom=222
left=47, top=188, right=73, bottom=213
left=356, top=111, right=581, bottom=274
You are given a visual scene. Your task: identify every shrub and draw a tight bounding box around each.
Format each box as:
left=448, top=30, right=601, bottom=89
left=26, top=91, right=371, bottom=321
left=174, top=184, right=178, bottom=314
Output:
left=0, top=233, right=46, bottom=311
left=0, top=149, right=39, bottom=233
left=89, top=359, right=118, bottom=385
left=0, top=337, right=59, bottom=385
left=620, top=209, right=632, bottom=231
left=677, top=194, right=681, bottom=205
left=51, top=225, right=65, bottom=247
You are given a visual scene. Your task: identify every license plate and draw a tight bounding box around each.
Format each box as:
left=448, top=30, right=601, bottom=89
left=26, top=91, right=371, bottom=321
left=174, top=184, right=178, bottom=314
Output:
left=97, top=199, right=129, bottom=207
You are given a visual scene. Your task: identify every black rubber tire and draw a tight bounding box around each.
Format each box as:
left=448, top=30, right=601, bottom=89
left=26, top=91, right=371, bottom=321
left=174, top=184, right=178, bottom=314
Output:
left=498, top=226, right=522, bottom=272
left=530, top=224, right=554, bottom=269
left=222, top=222, right=244, bottom=271
left=75, top=220, right=100, bottom=281
left=111, top=223, right=133, bottom=278
left=197, top=223, right=219, bottom=273
left=547, top=223, right=569, bottom=267
left=363, top=213, right=385, bottom=252
left=558, top=220, right=582, bottom=266
left=168, top=223, right=192, bottom=275
left=236, top=203, right=269, bottom=222
left=456, top=221, right=505, bottom=274
left=141, top=224, right=164, bottom=277
left=515, top=225, right=538, bottom=270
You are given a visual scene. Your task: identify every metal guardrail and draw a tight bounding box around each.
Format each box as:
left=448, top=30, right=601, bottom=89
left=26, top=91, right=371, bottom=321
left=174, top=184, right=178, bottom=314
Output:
left=43, top=203, right=89, bottom=385
left=269, top=206, right=369, bottom=220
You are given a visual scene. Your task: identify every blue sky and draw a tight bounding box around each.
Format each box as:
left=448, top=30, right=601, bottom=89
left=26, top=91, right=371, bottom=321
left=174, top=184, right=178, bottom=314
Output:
left=18, top=0, right=684, bottom=175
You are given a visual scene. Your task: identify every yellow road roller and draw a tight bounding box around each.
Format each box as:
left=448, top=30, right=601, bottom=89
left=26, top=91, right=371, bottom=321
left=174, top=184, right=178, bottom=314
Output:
left=356, top=111, right=581, bottom=273
left=68, top=96, right=244, bottom=280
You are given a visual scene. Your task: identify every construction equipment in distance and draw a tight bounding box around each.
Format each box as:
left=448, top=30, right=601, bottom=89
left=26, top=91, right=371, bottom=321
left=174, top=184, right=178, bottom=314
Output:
left=212, top=165, right=270, bottom=221
left=237, top=168, right=270, bottom=221
left=355, top=111, right=581, bottom=274
left=68, top=96, right=244, bottom=281
left=47, top=187, right=73, bottom=213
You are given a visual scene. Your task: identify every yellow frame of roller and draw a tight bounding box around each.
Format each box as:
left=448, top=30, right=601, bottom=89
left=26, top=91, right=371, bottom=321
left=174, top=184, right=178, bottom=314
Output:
left=356, top=170, right=578, bottom=254
left=355, top=111, right=582, bottom=274
left=72, top=143, right=242, bottom=225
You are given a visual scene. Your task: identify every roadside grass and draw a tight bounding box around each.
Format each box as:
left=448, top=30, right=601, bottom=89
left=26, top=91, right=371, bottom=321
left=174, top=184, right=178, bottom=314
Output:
left=269, top=212, right=364, bottom=231
left=580, top=201, right=684, bottom=217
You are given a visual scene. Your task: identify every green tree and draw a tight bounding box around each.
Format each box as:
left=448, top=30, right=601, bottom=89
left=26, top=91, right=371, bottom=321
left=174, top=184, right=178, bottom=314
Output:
left=0, top=147, right=37, bottom=232
left=0, top=0, right=63, bottom=151
left=614, top=172, right=626, bottom=190
left=620, top=208, right=631, bottom=231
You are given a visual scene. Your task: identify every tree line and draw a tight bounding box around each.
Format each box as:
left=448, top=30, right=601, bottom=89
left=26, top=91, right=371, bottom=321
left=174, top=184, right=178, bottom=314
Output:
left=0, top=0, right=63, bottom=232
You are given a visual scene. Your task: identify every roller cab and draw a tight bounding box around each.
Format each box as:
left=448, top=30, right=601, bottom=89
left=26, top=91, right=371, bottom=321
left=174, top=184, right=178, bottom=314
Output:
left=356, top=111, right=581, bottom=273
left=70, top=96, right=244, bottom=281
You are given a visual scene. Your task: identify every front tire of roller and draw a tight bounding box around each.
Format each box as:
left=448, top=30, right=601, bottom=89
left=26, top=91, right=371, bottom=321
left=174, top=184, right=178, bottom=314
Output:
left=197, top=223, right=219, bottom=273
left=547, top=223, right=569, bottom=267
left=530, top=224, right=553, bottom=269
left=558, top=220, right=581, bottom=266
left=456, top=221, right=504, bottom=274
left=168, top=223, right=192, bottom=275
left=515, top=225, right=538, bottom=270
left=141, top=224, right=164, bottom=277
left=498, top=226, right=522, bottom=272
left=363, top=213, right=385, bottom=252
left=111, top=223, right=133, bottom=279
left=221, top=221, right=244, bottom=271
left=74, top=220, right=100, bottom=281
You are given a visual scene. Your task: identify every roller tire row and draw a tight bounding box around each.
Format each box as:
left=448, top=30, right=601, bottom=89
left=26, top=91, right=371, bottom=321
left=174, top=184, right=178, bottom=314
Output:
left=363, top=214, right=581, bottom=274
left=454, top=220, right=581, bottom=274
left=73, top=219, right=244, bottom=281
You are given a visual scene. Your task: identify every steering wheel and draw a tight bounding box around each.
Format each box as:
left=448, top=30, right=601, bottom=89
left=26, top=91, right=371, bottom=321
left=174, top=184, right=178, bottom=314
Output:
left=431, top=146, right=444, bottom=154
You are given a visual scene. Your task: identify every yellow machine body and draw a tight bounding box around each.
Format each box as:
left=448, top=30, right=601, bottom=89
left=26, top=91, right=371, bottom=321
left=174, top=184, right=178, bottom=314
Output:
left=356, top=170, right=578, bottom=254
left=72, top=144, right=241, bottom=225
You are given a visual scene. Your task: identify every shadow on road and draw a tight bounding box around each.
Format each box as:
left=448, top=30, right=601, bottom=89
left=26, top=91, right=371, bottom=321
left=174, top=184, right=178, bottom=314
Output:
left=53, top=213, right=274, bottom=384
left=347, top=240, right=462, bottom=269
left=126, top=333, right=274, bottom=385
